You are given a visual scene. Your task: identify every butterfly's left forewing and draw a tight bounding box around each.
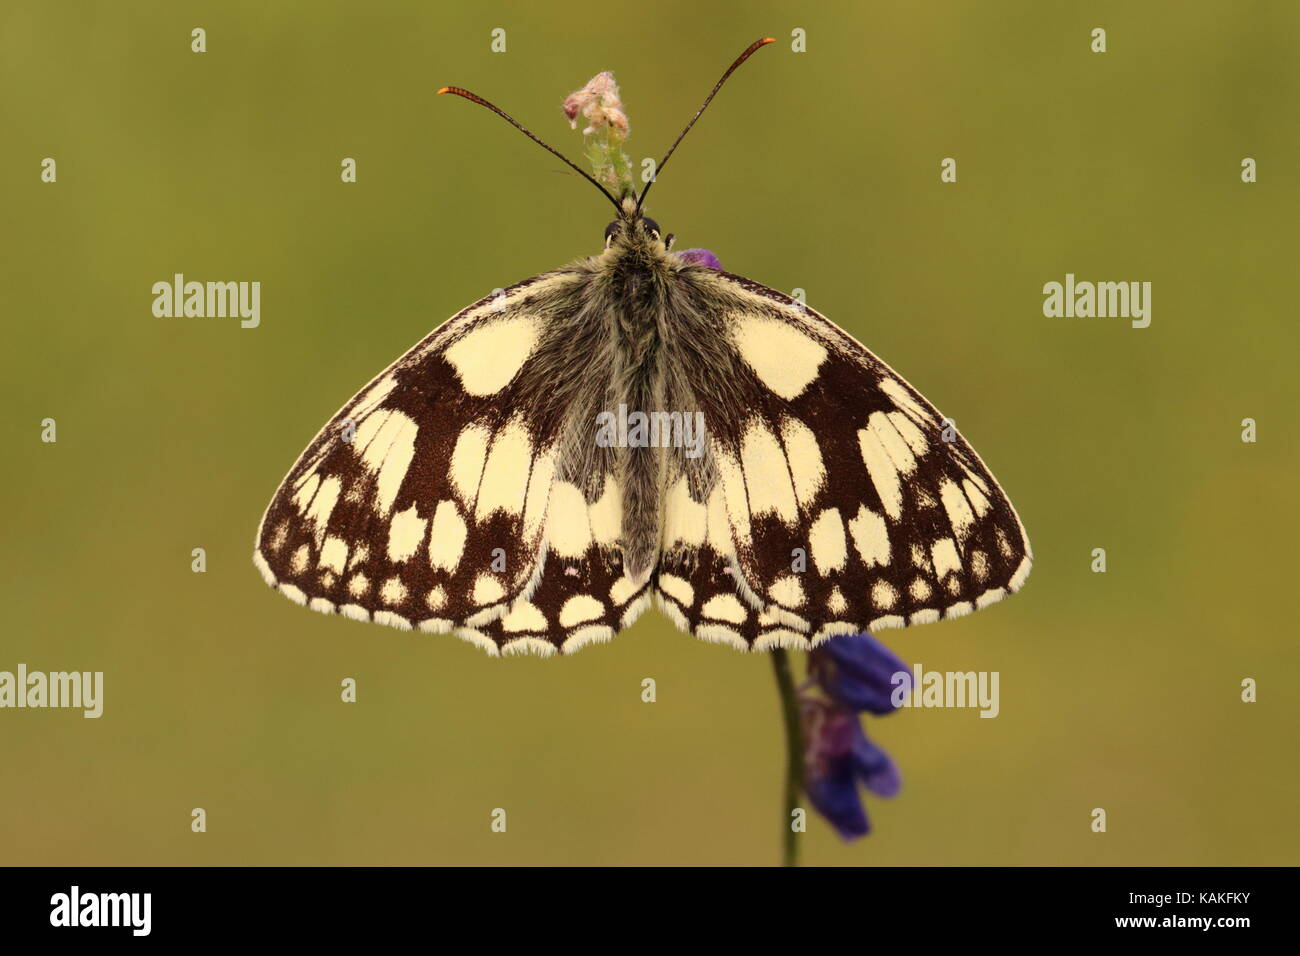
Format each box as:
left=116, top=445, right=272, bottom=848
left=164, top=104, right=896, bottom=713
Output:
left=656, top=270, right=1032, bottom=649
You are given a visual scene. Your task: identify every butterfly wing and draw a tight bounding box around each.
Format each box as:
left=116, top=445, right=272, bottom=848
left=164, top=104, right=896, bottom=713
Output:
left=254, top=271, right=623, bottom=655
left=656, top=270, right=1032, bottom=650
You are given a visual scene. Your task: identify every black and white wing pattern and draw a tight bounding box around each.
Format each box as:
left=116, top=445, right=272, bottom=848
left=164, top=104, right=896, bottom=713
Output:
left=656, top=270, right=1032, bottom=651
left=254, top=271, right=642, bottom=657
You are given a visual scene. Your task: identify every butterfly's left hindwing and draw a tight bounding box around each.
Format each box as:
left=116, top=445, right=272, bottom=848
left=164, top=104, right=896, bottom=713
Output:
left=656, top=270, right=1032, bottom=649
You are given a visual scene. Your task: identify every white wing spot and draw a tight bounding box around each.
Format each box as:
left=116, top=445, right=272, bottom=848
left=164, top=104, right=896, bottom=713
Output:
left=610, top=576, right=639, bottom=605
left=269, top=521, right=289, bottom=554
left=847, top=504, right=890, bottom=567
left=658, top=574, right=694, bottom=608
left=879, top=377, right=933, bottom=424
left=443, top=314, right=541, bottom=396
left=939, top=478, right=976, bottom=545
left=475, top=416, right=533, bottom=520
left=732, top=312, right=827, bottom=400
left=501, top=601, right=547, bottom=633
left=768, top=575, right=806, bottom=608
left=303, top=476, right=342, bottom=545
left=292, top=473, right=320, bottom=517
left=858, top=427, right=903, bottom=520
left=888, top=411, right=929, bottom=456
left=381, top=576, right=407, bottom=606
left=808, top=508, right=848, bottom=574
left=867, top=412, right=918, bottom=475
left=449, top=423, right=492, bottom=507
left=426, top=586, right=447, bottom=611
left=931, top=538, right=962, bottom=579
left=741, top=418, right=799, bottom=523
left=472, top=574, right=505, bottom=606
left=356, top=410, right=418, bottom=516
left=559, top=594, right=604, bottom=628
left=871, top=580, right=898, bottom=610
left=320, top=536, right=349, bottom=574
left=962, top=478, right=991, bottom=518
left=702, top=593, right=748, bottom=624
left=962, top=463, right=991, bottom=496
left=548, top=482, right=592, bottom=559
left=427, top=499, right=467, bottom=573
left=387, top=504, right=428, bottom=563
left=779, top=416, right=825, bottom=508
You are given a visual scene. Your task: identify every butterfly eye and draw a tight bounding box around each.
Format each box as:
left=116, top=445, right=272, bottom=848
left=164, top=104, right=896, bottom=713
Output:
left=603, top=221, right=620, bottom=248
left=641, top=216, right=662, bottom=241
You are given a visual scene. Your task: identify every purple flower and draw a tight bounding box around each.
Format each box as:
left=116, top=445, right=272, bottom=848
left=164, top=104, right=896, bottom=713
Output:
left=676, top=248, right=722, bottom=270
left=800, top=632, right=909, bottom=839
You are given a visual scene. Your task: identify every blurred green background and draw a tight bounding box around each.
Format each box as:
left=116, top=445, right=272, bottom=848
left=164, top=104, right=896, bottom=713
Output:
left=2, top=1, right=1297, bottom=866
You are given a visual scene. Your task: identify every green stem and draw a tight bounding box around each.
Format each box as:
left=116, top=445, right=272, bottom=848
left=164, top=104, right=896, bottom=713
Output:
left=771, top=648, right=804, bottom=868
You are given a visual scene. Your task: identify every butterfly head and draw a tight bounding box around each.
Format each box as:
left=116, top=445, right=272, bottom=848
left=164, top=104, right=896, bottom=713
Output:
left=603, top=199, right=672, bottom=253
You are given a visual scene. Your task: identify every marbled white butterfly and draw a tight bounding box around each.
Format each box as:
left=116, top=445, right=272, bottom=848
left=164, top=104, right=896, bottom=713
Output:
left=253, top=39, right=1032, bottom=656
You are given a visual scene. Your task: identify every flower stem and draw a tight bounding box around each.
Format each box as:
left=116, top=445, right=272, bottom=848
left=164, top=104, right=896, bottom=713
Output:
left=771, top=648, right=803, bottom=868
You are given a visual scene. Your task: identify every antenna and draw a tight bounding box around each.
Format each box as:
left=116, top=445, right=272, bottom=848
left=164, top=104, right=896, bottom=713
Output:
left=438, top=86, right=623, bottom=215
left=635, top=37, right=775, bottom=215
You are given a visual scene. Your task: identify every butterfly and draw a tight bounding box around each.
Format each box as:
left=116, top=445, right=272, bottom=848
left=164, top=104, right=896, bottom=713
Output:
left=253, top=38, right=1031, bottom=657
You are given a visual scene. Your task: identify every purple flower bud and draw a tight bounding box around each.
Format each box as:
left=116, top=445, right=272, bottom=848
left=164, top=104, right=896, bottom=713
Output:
left=810, top=631, right=910, bottom=715
left=676, top=248, right=722, bottom=270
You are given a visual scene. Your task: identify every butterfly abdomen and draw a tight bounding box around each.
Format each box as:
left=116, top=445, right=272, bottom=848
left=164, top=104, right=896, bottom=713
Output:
left=599, top=246, right=676, bottom=583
